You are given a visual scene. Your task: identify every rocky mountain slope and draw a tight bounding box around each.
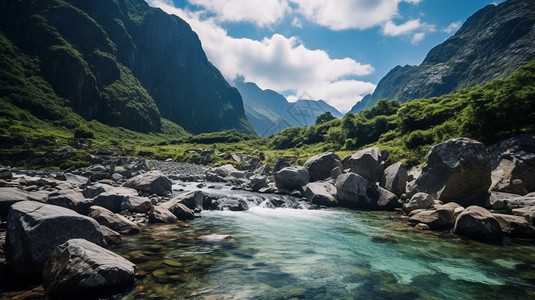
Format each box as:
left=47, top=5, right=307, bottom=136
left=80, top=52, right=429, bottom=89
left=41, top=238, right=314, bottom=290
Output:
left=351, top=0, right=535, bottom=113
left=235, top=80, right=342, bottom=136
left=0, top=0, right=253, bottom=134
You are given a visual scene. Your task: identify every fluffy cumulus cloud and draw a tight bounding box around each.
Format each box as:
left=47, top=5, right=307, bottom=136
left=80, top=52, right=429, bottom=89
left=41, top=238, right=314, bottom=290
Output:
left=146, top=0, right=376, bottom=113
left=187, top=0, right=289, bottom=27
left=290, top=0, right=423, bottom=31
left=383, top=19, right=435, bottom=44
left=443, top=20, right=462, bottom=34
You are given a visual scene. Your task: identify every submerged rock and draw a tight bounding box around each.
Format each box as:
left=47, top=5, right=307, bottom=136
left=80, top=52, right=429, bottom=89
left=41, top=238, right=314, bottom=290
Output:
left=42, top=239, right=135, bottom=294
left=6, top=201, right=105, bottom=274
left=414, top=138, right=491, bottom=207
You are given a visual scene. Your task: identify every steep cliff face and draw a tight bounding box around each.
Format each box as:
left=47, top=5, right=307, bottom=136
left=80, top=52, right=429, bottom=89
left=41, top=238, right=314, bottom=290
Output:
left=351, top=0, right=535, bottom=113
left=0, top=0, right=253, bottom=134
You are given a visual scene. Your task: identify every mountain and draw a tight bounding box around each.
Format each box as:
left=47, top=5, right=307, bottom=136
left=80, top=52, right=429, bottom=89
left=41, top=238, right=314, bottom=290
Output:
left=351, top=0, right=535, bottom=113
left=234, top=80, right=342, bottom=137
left=0, top=0, right=253, bottom=134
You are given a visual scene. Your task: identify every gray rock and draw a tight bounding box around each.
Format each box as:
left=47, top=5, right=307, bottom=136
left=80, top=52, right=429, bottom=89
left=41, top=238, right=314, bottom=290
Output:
left=415, top=223, right=430, bottom=230
left=100, top=225, right=122, bottom=245
left=403, top=193, right=434, bottom=214
left=93, top=193, right=128, bottom=213
left=123, top=171, right=172, bottom=196
left=62, top=173, right=90, bottom=186
left=489, top=133, right=535, bottom=195
left=89, top=206, right=140, bottom=235
left=42, top=239, right=135, bottom=294
left=0, top=187, right=49, bottom=219
left=414, top=138, right=491, bottom=207
left=169, top=203, right=195, bottom=221
left=82, top=184, right=107, bottom=199
left=249, top=175, right=268, bottom=192
left=377, top=187, right=400, bottom=211
left=162, top=191, right=204, bottom=212
left=198, top=234, right=235, bottom=244
left=6, top=201, right=105, bottom=274
left=47, top=190, right=93, bottom=215
left=302, top=182, right=338, bottom=207
left=379, top=162, right=408, bottom=196
left=335, top=173, right=379, bottom=209
left=148, top=206, right=178, bottom=224
left=303, top=152, right=342, bottom=182
left=209, top=197, right=249, bottom=211
left=274, top=167, right=309, bottom=190
left=0, top=169, right=13, bottom=180
left=454, top=206, right=502, bottom=241
left=121, top=196, right=152, bottom=213
left=342, top=147, right=385, bottom=183
left=409, top=209, right=455, bottom=230
left=330, top=167, right=342, bottom=180
left=489, top=191, right=535, bottom=210
left=492, top=213, right=535, bottom=238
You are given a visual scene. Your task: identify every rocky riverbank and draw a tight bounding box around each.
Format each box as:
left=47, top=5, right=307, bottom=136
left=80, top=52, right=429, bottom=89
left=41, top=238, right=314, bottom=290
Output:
left=1, top=134, right=534, bottom=298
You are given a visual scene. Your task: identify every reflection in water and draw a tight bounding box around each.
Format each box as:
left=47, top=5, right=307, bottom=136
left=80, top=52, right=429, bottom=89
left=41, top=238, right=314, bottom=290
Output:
left=116, top=207, right=535, bottom=299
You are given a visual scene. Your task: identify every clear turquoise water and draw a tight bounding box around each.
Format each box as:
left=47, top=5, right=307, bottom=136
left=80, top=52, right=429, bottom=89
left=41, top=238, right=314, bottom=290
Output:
left=118, top=207, right=535, bottom=299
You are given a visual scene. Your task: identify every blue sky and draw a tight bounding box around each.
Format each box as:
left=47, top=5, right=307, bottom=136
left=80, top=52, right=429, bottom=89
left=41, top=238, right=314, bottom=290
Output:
left=146, top=0, right=503, bottom=112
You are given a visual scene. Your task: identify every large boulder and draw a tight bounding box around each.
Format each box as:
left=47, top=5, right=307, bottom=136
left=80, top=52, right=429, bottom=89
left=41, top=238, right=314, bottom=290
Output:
left=47, top=190, right=93, bottom=215
left=6, top=201, right=105, bottom=274
left=454, top=206, right=502, bottom=241
left=335, top=173, right=379, bottom=209
left=171, top=191, right=204, bottom=211
left=409, top=209, right=455, bottom=230
left=42, top=239, right=135, bottom=294
left=413, top=138, right=491, bottom=207
left=379, top=162, right=408, bottom=196
left=492, top=213, right=535, bottom=238
left=148, top=206, right=178, bottom=224
left=120, top=196, right=152, bottom=213
left=170, top=203, right=195, bottom=220
left=123, top=171, right=172, bottom=196
left=342, top=147, right=385, bottom=183
left=249, top=175, right=268, bottom=192
left=0, top=187, right=49, bottom=220
left=489, top=134, right=535, bottom=195
left=303, top=152, right=342, bottom=182
left=403, top=193, right=434, bottom=214
left=302, top=182, right=338, bottom=207
left=88, top=206, right=140, bottom=235
left=274, top=167, right=309, bottom=190
left=377, top=187, right=400, bottom=211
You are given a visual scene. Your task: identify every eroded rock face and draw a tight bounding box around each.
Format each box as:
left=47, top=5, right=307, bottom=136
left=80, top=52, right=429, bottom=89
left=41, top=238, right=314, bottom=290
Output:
left=274, top=167, right=309, bottom=190
left=335, top=173, right=379, bottom=209
left=303, top=152, right=342, bottom=182
left=123, top=171, right=172, bottom=196
left=490, top=133, right=535, bottom=195
left=413, top=138, right=491, bottom=207
left=379, top=162, right=408, bottom=197
left=6, top=201, right=105, bottom=274
left=342, top=147, right=385, bottom=183
left=42, top=239, right=135, bottom=294
left=454, top=206, right=502, bottom=241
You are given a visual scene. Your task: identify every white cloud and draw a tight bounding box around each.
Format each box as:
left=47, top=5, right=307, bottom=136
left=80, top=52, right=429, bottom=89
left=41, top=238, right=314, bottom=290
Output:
left=146, top=0, right=376, bottom=113
left=291, top=16, right=303, bottom=28
left=383, top=19, right=422, bottom=36
left=188, top=0, right=289, bottom=27
left=411, top=32, right=425, bottom=44
left=443, top=20, right=462, bottom=34
left=289, top=0, right=423, bottom=31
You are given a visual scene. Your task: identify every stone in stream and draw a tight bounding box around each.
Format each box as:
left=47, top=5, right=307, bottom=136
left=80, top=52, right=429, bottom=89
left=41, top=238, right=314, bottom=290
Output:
left=100, top=225, right=122, bottom=245
left=148, top=206, right=178, bottom=224
left=121, top=195, right=152, bottom=213
left=302, top=182, right=338, bottom=207
left=197, top=234, right=235, bottom=244
left=170, top=203, right=195, bottom=220
left=377, top=187, right=400, bottom=211
left=379, top=162, right=408, bottom=197
left=274, top=167, right=309, bottom=190
left=6, top=201, right=106, bottom=274
left=453, top=206, right=503, bottom=241
left=123, top=171, right=172, bottom=196
left=409, top=209, right=455, bottom=230
left=413, top=138, right=491, bottom=207
left=342, top=147, right=385, bottom=183
left=47, top=190, right=93, bottom=215
left=0, top=187, right=49, bottom=220
left=492, top=213, right=535, bottom=238
left=42, top=239, right=135, bottom=294
left=89, top=206, right=140, bottom=235
left=402, top=193, right=434, bottom=214
left=335, top=173, right=380, bottom=209
left=303, top=152, right=343, bottom=182
left=249, top=175, right=268, bottom=192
